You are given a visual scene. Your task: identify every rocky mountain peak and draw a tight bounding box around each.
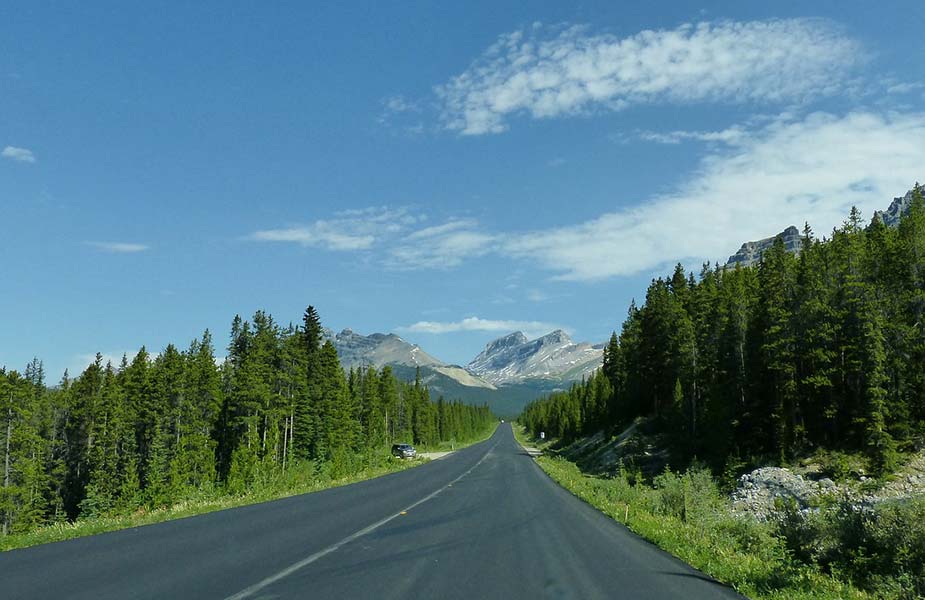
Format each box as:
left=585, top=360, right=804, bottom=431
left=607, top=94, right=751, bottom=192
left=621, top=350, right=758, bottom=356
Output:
left=874, top=183, right=922, bottom=228
left=482, top=331, right=528, bottom=356
left=538, top=329, right=572, bottom=345
left=726, top=225, right=802, bottom=268
left=468, top=329, right=602, bottom=385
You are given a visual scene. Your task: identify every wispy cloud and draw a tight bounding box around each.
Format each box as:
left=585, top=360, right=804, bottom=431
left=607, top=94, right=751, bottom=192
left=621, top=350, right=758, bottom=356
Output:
left=2, top=145, right=35, bottom=163
left=86, top=241, right=150, bottom=253
left=883, top=80, right=925, bottom=95
left=378, top=94, right=427, bottom=134
left=502, top=111, right=925, bottom=280
left=437, top=19, right=861, bottom=135
left=249, top=207, right=421, bottom=252
left=382, top=95, right=420, bottom=114
left=398, top=316, right=565, bottom=339
left=389, top=219, right=496, bottom=269
left=636, top=126, right=748, bottom=145
left=251, top=209, right=495, bottom=270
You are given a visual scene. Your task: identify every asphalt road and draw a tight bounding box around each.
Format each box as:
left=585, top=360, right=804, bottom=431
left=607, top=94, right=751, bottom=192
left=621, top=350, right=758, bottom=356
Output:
left=1, top=424, right=745, bottom=599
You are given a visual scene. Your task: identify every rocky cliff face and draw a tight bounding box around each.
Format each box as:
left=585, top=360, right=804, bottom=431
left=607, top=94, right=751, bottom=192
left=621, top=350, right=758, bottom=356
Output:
left=326, top=328, right=444, bottom=370
left=726, top=183, right=923, bottom=268
left=874, top=183, right=923, bottom=228
left=726, top=225, right=802, bottom=268
left=467, top=329, right=603, bottom=385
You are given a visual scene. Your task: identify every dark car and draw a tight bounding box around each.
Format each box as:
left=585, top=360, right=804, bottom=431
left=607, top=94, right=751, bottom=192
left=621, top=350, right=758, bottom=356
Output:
left=391, top=443, right=416, bottom=459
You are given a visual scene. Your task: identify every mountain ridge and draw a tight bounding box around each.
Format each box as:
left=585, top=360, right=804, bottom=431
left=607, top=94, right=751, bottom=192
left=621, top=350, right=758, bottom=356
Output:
left=726, top=183, right=923, bottom=267
left=467, top=328, right=603, bottom=385
left=326, top=327, right=605, bottom=415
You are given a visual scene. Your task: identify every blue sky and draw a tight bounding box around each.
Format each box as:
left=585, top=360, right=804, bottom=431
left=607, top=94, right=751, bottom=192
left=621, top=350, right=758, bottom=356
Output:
left=2, top=1, right=925, bottom=379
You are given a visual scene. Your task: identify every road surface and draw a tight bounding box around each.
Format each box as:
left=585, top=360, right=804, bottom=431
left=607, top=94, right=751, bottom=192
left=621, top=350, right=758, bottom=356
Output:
left=1, top=424, right=744, bottom=599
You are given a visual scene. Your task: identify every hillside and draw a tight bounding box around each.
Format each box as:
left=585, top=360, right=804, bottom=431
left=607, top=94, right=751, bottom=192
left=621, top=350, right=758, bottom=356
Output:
left=520, top=184, right=925, bottom=598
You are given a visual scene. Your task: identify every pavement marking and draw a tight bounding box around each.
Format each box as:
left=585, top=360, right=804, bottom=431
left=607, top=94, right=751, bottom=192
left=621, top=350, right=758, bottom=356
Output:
left=224, top=441, right=499, bottom=600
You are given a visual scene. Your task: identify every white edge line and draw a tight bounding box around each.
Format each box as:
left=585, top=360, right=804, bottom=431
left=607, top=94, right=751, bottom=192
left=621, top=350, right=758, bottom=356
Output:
left=224, top=441, right=499, bottom=600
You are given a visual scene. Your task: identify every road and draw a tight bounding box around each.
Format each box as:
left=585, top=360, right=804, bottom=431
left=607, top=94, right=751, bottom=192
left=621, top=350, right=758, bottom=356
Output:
left=1, top=424, right=744, bottom=599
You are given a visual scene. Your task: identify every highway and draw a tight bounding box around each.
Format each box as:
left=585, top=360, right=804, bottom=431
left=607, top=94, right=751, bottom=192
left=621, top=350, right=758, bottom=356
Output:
left=1, top=424, right=744, bottom=599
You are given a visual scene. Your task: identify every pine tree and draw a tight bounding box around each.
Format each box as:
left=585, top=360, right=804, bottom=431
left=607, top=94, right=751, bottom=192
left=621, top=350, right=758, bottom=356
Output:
left=747, top=237, right=798, bottom=459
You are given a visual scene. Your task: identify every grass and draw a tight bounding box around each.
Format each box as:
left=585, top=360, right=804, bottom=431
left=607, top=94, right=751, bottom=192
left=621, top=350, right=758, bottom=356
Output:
left=2, top=424, right=499, bottom=553
left=0, top=458, right=417, bottom=553
left=512, top=424, right=877, bottom=600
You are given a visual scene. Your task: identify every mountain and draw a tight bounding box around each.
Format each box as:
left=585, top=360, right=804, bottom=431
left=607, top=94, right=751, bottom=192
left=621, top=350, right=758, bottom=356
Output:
left=326, top=328, right=496, bottom=390
left=874, top=183, right=922, bottom=227
left=726, top=183, right=923, bottom=267
left=726, top=225, right=802, bottom=268
left=325, top=328, right=603, bottom=417
left=467, top=329, right=604, bottom=385
left=326, top=328, right=444, bottom=370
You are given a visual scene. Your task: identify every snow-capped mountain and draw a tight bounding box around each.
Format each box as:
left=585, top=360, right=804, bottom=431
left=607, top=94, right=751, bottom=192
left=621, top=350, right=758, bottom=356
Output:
left=326, top=328, right=496, bottom=391
left=467, top=329, right=604, bottom=385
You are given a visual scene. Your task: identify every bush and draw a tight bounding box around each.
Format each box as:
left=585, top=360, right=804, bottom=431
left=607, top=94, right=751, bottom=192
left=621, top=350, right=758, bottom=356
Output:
left=773, top=498, right=826, bottom=565
left=772, top=494, right=925, bottom=598
left=841, top=498, right=925, bottom=597
left=652, top=466, right=721, bottom=522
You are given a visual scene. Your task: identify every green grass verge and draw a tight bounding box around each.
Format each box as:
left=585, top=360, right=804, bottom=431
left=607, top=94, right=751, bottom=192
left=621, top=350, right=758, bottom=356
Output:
left=1, top=426, right=499, bottom=553
left=513, top=424, right=874, bottom=600
left=0, top=458, right=420, bottom=553
left=414, top=422, right=499, bottom=454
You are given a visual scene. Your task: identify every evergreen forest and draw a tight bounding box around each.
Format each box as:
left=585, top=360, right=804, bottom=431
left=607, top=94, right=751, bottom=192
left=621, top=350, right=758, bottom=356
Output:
left=522, top=188, right=925, bottom=476
left=0, top=306, right=494, bottom=536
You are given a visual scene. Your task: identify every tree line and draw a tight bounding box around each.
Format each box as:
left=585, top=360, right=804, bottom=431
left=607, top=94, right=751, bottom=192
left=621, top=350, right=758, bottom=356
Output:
left=0, top=306, right=494, bottom=535
left=522, top=187, right=925, bottom=475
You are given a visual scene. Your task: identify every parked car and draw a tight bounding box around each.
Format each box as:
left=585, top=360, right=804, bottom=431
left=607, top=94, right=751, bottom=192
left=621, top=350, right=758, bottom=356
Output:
left=391, top=443, right=416, bottom=459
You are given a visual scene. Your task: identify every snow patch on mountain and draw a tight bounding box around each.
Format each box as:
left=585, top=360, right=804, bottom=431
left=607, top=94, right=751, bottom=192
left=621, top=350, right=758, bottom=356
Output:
left=326, top=328, right=496, bottom=390
left=467, top=329, right=603, bottom=385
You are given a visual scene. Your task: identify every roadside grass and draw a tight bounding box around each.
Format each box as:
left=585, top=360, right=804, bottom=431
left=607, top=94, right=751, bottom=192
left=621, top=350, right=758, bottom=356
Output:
left=0, top=456, right=417, bottom=552
left=1, top=424, right=499, bottom=553
left=513, top=424, right=875, bottom=600
left=414, top=422, right=499, bottom=454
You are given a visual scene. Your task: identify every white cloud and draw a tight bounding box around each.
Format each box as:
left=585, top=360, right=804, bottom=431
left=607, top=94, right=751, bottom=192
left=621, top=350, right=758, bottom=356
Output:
left=636, top=126, right=748, bottom=145
left=437, top=19, right=861, bottom=135
left=247, top=112, right=925, bottom=281
left=86, top=241, right=150, bottom=253
left=2, top=145, right=35, bottom=163
left=502, top=111, right=925, bottom=280
left=250, top=208, right=493, bottom=269
left=249, top=207, right=419, bottom=252
left=884, top=81, right=925, bottom=95
left=382, top=95, right=419, bottom=113
left=250, top=226, right=375, bottom=251
left=407, top=218, right=478, bottom=240
left=378, top=95, right=427, bottom=135
left=399, top=316, right=565, bottom=339
left=389, top=226, right=496, bottom=269
left=389, top=218, right=496, bottom=269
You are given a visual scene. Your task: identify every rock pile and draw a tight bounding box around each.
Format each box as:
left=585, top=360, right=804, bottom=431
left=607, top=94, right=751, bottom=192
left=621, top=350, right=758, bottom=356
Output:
left=731, top=467, right=833, bottom=520
left=732, top=456, right=925, bottom=521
